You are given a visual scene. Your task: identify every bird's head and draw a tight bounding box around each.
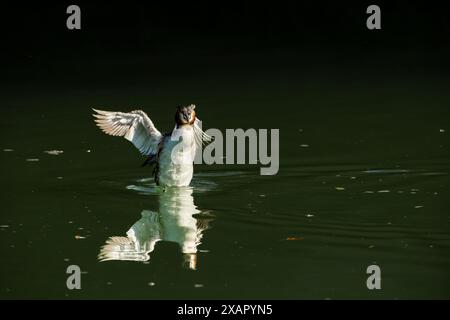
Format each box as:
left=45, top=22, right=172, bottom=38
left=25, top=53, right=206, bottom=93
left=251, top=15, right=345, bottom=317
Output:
left=175, top=104, right=196, bottom=126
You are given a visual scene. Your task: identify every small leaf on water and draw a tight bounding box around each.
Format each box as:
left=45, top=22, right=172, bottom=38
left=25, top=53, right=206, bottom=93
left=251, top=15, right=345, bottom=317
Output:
left=286, top=236, right=304, bottom=241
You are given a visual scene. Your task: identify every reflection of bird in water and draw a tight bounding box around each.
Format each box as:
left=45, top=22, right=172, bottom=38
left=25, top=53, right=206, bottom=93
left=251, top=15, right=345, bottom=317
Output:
left=98, top=187, right=211, bottom=270
left=92, top=104, right=212, bottom=187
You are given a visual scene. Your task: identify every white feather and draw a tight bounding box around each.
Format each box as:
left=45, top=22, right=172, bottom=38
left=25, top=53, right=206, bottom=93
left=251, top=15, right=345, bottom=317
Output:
left=92, top=108, right=163, bottom=156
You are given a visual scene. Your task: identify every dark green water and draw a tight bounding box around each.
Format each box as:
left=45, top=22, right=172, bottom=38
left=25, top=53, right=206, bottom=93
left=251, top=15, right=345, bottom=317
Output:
left=1, top=51, right=449, bottom=299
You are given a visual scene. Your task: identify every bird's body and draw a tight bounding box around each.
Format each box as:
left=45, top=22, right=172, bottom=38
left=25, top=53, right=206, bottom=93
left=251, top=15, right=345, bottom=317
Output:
left=156, top=126, right=196, bottom=186
left=98, top=186, right=208, bottom=269
left=92, top=105, right=211, bottom=187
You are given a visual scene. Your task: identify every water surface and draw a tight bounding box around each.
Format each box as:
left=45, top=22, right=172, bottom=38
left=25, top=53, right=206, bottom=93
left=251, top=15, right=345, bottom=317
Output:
left=1, top=54, right=449, bottom=299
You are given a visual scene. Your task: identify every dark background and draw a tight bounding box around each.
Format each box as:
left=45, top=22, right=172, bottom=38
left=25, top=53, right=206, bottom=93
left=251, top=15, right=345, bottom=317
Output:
left=4, top=1, right=450, bottom=51
left=1, top=1, right=450, bottom=300
left=3, top=1, right=450, bottom=92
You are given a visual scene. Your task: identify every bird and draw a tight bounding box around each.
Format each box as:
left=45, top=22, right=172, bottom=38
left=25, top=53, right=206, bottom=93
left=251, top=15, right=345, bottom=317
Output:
left=92, top=104, right=212, bottom=187
left=98, top=186, right=211, bottom=270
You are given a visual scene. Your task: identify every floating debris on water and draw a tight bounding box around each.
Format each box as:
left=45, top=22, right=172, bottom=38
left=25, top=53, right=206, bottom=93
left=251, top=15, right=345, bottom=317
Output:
left=86, top=149, right=91, bottom=153
left=194, top=284, right=204, bottom=288
left=286, top=236, right=304, bottom=241
left=199, top=249, right=210, bottom=253
left=439, top=129, right=445, bottom=133
left=0, top=225, right=10, bottom=228
left=26, top=158, right=39, bottom=162
left=44, top=150, right=64, bottom=156
left=300, top=144, right=309, bottom=148
left=364, top=191, right=375, bottom=194
left=74, top=235, right=86, bottom=240
left=335, top=187, right=345, bottom=191
left=369, top=245, right=375, bottom=249
left=148, top=282, right=156, bottom=286
left=414, top=205, right=424, bottom=209
left=350, top=176, right=356, bottom=180
left=57, top=177, right=63, bottom=179
left=364, top=169, right=409, bottom=174
left=378, top=190, right=390, bottom=193
left=259, top=194, right=266, bottom=197
left=3, top=149, right=14, bottom=152
left=306, top=214, right=314, bottom=218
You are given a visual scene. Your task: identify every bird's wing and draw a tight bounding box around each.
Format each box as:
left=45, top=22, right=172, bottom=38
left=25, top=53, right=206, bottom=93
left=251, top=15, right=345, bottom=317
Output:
left=193, top=118, right=213, bottom=149
left=98, top=210, right=161, bottom=262
left=92, top=109, right=163, bottom=156
left=98, top=236, right=151, bottom=262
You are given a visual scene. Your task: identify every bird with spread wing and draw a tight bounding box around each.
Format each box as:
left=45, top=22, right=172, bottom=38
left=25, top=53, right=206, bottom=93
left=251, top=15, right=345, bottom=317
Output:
left=92, top=104, right=212, bottom=187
